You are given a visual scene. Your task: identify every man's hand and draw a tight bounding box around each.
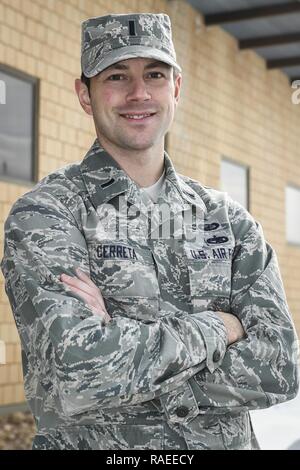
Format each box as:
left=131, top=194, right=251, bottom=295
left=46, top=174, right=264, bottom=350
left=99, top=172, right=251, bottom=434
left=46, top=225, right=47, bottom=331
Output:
left=216, top=311, right=246, bottom=345
left=60, top=268, right=111, bottom=325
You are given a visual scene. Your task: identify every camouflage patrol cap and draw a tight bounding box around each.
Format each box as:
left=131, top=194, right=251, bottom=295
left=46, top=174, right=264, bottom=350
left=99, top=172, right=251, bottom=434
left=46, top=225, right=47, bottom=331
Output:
left=81, top=13, right=182, bottom=78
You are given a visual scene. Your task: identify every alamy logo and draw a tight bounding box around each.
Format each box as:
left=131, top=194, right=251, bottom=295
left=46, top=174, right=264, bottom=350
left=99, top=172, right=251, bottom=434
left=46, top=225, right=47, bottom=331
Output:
left=0, top=80, right=6, bottom=104
left=291, top=80, right=300, bottom=104
left=87, top=197, right=206, bottom=243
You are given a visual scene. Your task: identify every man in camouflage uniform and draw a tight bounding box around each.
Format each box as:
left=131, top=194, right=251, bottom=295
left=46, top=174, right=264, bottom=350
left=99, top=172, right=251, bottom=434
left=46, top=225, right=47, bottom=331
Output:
left=1, top=13, right=299, bottom=450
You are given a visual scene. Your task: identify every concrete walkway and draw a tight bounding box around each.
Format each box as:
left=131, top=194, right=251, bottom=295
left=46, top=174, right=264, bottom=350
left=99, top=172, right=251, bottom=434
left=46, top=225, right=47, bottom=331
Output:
left=250, top=390, right=300, bottom=450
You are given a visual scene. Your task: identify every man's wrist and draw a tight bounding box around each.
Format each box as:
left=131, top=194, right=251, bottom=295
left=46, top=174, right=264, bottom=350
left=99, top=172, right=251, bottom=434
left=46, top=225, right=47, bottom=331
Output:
left=216, top=311, right=246, bottom=345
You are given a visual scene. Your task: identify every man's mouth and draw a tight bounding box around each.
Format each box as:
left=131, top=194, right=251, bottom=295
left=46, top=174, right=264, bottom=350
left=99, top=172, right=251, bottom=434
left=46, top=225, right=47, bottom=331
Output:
left=120, top=112, right=156, bottom=122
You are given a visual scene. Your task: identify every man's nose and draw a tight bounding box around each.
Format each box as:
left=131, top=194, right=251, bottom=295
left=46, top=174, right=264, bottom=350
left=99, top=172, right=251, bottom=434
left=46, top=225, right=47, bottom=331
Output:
left=126, top=77, right=151, bottom=101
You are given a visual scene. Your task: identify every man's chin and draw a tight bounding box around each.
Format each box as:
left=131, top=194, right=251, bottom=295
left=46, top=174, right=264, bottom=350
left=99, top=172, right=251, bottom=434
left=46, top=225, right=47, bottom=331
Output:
left=119, top=137, right=159, bottom=151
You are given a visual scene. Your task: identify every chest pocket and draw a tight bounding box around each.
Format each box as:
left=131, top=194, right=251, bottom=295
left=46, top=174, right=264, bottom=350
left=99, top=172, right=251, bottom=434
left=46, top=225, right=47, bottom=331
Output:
left=87, top=241, right=159, bottom=321
left=184, top=238, right=233, bottom=313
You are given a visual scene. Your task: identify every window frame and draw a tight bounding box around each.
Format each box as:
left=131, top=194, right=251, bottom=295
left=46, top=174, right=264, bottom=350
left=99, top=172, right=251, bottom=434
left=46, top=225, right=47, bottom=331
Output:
left=0, top=63, right=39, bottom=186
left=220, top=156, right=250, bottom=211
left=285, top=183, right=300, bottom=247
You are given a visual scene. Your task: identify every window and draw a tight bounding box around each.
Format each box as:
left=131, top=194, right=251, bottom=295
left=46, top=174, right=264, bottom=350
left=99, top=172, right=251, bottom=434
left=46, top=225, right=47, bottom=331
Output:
left=0, top=65, right=38, bottom=184
left=220, top=158, right=249, bottom=210
left=286, top=185, right=300, bottom=245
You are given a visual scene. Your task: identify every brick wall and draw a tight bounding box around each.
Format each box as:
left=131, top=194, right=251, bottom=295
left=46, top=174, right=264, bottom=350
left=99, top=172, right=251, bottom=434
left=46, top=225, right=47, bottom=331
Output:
left=0, top=0, right=299, bottom=407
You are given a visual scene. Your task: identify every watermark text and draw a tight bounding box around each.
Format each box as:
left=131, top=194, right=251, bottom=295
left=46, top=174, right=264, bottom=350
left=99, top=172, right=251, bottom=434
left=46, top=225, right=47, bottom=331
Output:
left=291, top=80, right=300, bottom=104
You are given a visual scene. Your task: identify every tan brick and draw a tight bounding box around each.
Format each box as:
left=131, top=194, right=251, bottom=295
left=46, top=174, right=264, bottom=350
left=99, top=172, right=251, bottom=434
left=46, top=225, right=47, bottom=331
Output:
left=15, top=50, right=27, bottom=70
left=0, top=24, right=11, bottom=46
left=15, top=11, right=26, bottom=32
left=0, top=309, right=14, bottom=325
left=13, top=343, right=22, bottom=364
left=15, top=383, right=26, bottom=403
left=0, top=364, right=9, bottom=384
left=0, top=3, right=5, bottom=23
left=22, top=0, right=42, bottom=22
left=17, top=363, right=24, bottom=382
left=4, top=6, right=18, bottom=28
left=44, top=137, right=63, bottom=158
left=8, top=363, right=19, bottom=383
left=5, top=0, right=22, bottom=10
left=59, top=124, right=77, bottom=144
left=9, top=29, right=22, bottom=51
left=2, top=384, right=14, bottom=405
left=0, top=324, right=17, bottom=343
left=36, top=60, right=48, bottom=80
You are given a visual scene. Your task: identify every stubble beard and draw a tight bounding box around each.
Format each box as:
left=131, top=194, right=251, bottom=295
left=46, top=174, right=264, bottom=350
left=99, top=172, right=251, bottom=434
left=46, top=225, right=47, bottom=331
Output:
left=96, top=114, right=167, bottom=152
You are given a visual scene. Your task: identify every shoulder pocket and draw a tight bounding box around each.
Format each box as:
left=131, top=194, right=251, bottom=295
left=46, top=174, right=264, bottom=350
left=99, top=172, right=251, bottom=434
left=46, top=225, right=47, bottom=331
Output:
left=87, top=241, right=159, bottom=321
left=88, top=242, right=159, bottom=298
left=184, top=239, right=233, bottom=313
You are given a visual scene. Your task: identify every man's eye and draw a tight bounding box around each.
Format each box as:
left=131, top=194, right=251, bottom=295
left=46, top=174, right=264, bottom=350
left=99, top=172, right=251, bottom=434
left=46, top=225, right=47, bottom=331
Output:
left=148, top=72, right=164, bottom=78
left=107, top=74, right=124, bottom=81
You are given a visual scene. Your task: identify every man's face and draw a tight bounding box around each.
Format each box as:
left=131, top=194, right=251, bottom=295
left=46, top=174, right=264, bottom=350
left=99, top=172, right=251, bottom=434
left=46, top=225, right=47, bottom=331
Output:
left=76, top=57, right=181, bottom=152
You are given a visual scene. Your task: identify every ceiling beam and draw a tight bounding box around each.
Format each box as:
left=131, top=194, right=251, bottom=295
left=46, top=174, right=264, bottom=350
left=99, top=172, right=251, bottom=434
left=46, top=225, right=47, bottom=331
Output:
left=205, top=2, right=300, bottom=25
left=240, top=32, right=300, bottom=49
left=267, top=56, right=300, bottom=68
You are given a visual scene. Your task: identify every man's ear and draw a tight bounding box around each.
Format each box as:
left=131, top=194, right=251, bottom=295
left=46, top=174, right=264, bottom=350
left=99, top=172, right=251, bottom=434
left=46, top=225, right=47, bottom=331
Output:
left=174, top=73, right=182, bottom=107
left=75, top=78, right=93, bottom=116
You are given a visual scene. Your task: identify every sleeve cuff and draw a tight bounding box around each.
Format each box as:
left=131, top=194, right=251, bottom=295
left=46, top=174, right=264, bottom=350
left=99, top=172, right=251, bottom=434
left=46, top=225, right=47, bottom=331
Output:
left=191, top=310, right=228, bottom=373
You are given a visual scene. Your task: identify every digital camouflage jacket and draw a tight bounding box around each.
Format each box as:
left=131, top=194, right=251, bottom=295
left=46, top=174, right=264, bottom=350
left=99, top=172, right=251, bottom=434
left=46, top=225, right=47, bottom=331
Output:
left=1, top=139, right=299, bottom=450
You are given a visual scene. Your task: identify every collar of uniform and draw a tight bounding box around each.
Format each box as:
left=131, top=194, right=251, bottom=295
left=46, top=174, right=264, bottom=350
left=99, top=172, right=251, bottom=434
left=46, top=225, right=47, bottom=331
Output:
left=80, top=138, right=138, bottom=208
left=162, top=151, right=207, bottom=214
left=80, top=138, right=206, bottom=215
